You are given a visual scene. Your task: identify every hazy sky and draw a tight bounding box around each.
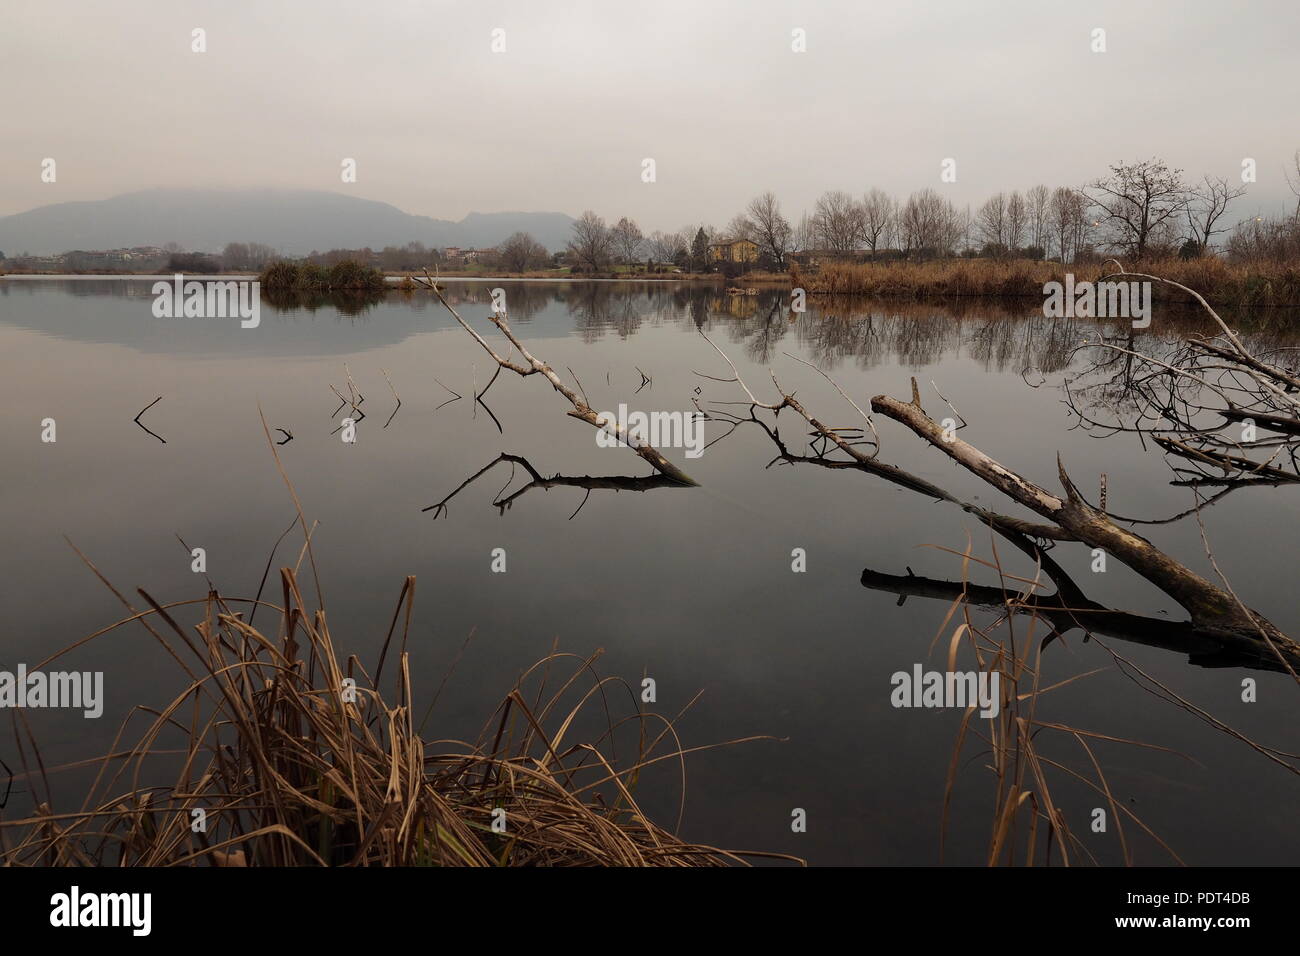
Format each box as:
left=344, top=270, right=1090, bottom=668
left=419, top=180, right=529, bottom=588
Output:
left=3, top=0, right=1298, bottom=231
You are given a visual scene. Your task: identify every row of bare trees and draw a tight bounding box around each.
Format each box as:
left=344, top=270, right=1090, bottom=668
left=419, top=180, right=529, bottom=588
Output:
left=560, top=153, right=1298, bottom=273
left=565, top=211, right=718, bottom=272
left=781, top=160, right=1258, bottom=264
left=634, top=155, right=1300, bottom=270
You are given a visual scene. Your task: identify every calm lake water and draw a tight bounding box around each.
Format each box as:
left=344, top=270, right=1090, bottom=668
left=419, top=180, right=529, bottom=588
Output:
left=2, top=278, right=1298, bottom=865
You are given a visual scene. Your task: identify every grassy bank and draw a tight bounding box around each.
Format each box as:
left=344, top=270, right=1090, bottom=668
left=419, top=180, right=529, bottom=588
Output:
left=795, top=257, right=1300, bottom=308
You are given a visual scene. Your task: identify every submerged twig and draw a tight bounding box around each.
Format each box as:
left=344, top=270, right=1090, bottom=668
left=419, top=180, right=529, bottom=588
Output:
left=133, top=396, right=166, bottom=443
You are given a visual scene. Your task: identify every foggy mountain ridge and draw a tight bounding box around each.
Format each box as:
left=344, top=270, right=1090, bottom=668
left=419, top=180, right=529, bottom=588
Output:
left=0, top=189, right=577, bottom=256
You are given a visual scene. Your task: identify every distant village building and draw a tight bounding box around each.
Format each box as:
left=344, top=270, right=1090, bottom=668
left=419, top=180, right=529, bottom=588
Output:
left=708, top=239, right=759, bottom=264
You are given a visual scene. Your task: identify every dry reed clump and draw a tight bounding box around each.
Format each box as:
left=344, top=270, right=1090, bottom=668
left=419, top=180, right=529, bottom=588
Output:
left=933, top=542, right=1182, bottom=866
left=802, top=257, right=1300, bottom=307
left=0, top=566, right=792, bottom=867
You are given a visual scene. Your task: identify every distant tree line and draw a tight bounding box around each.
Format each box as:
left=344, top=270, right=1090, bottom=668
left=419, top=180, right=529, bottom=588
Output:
left=559, top=152, right=1300, bottom=274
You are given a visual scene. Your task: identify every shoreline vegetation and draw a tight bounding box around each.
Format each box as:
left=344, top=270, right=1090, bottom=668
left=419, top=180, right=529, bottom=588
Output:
left=793, top=256, right=1300, bottom=308
left=4, top=256, right=1297, bottom=308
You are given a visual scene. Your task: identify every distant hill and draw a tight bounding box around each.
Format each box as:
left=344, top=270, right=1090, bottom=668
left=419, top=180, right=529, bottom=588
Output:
left=0, top=189, right=576, bottom=256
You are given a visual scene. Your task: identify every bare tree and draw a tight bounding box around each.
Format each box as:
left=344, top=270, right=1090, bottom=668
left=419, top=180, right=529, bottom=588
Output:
left=1085, top=158, right=1188, bottom=260
left=1029, top=184, right=1050, bottom=256
left=1005, top=191, right=1027, bottom=252
left=939, top=198, right=965, bottom=254
left=724, top=213, right=755, bottom=244
left=792, top=212, right=815, bottom=253
left=1049, top=187, right=1088, bottom=263
left=956, top=204, right=974, bottom=254
left=566, top=211, right=613, bottom=272
left=978, top=193, right=1008, bottom=252
left=811, top=190, right=864, bottom=253
left=1026, top=184, right=1051, bottom=255
left=646, top=230, right=686, bottom=265
left=745, top=191, right=793, bottom=267
left=898, top=191, right=929, bottom=254
left=899, top=189, right=958, bottom=256
left=610, top=217, right=644, bottom=266
left=1185, top=175, right=1246, bottom=255
left=861, top=188, right=895, bottom=255
left=499, top=231, right=548, bottom=272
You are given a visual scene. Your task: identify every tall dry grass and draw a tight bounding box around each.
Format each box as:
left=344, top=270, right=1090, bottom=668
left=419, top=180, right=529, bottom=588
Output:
left=932, top=541, right=1183, bottom=866
left=0, top=567, right=795, bottom=867
left=797, top=257, right=1300, bottom=308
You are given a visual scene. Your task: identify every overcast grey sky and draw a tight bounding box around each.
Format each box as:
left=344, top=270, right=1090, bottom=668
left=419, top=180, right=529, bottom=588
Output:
left=3, top=0, right=1297, bottom=230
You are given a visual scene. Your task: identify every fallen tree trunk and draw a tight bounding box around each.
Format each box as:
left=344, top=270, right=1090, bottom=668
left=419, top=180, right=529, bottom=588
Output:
left=870, top=385, right=1299, bottom=657
left=859, top=568, right=1300, bottom=673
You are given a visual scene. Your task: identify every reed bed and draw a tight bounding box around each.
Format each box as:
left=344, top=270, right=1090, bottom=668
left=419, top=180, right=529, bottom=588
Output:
left=797, top=257, right=1300, bottom=308
left=0, top=567, right=788, bottom=866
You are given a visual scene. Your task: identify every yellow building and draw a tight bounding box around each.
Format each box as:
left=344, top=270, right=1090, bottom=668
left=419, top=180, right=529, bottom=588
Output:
left=708, top=239, right=759, bottom=263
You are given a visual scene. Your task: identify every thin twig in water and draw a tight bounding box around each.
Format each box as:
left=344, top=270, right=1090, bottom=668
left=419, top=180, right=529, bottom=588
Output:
left=381, top=368, right=402, bottom=428
left=134, top=396, right=165, bottom=443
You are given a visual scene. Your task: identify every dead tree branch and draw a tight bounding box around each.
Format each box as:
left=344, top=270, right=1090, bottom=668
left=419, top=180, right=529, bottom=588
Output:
left=416, top=274, right=696, bottom=486
left=424, top=453, right=685, bottom=519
